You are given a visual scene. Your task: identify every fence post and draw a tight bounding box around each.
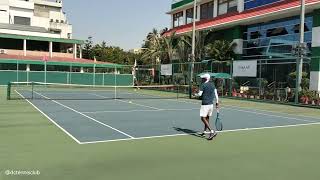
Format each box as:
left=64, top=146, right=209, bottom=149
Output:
left=7, top=82, right=11, bottom=100
left=229, top=60, right=233, bottom=97
left=102, top=72, right=105, bottom=86
left=16, top=60, right=19, bottom=82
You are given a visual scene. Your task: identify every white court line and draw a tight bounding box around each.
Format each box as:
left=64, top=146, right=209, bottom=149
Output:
left=82, top=108, right=199, bottom=114
left=15, top=90, right=82, bottom=144
left=88, top=93, right=111, bottom=98
left=223, top=106, right=317, bottom=123
left=224, top=104, right=320, bottom=121
left=91, top=93, right=162, bottom=110
left=164, top=98, right=318, bottom=123
left=80, top=121, right=320, bottom=144
left=33, top=91, right=134, bottom=139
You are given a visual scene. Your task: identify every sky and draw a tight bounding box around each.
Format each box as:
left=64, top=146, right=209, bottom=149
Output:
left=63, top=0, right=172, bottom=50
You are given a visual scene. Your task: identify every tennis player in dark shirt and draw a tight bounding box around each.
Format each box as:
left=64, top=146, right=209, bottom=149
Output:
left=196, top=74, right=219, bottom=140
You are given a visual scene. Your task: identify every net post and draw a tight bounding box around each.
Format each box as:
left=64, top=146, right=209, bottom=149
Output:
left=176, top=84, right=179, bottom=99
left=188, top=62, right=192, bottom=99
left=114, top=65, right=117, bottom=99
left=31, top=82, right=34, bottom=99
left=7, top=82, right=11, bottom=100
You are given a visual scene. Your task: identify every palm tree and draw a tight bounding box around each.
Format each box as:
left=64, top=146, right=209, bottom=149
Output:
left=161, top=32, right=176, bottom=63
left=141, top=30, right=176, bottom=64
left=141, top=29, right=163, bottom=64
left=205, top=40, right=236, bottom=72
left=176, top=35, right=192, bottom=62
left=185, top=30, right=211, bottom=62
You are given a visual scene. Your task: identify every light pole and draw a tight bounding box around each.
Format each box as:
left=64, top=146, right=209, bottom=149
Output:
left=189, top=0, right=197, bottom=98
left=294, top=0, right=305, bottom=104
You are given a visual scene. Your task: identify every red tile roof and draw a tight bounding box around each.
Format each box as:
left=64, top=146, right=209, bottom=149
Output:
left=0, top=54, right=115, bottom=65
left=164, top=0, right=320, bottom=36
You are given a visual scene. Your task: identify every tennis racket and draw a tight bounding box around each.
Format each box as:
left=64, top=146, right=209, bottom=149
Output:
left=215, top=108, right=223, bottom=131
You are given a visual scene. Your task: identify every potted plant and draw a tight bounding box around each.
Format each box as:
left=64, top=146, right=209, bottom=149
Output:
left=316, top=97, right=320, bottom=106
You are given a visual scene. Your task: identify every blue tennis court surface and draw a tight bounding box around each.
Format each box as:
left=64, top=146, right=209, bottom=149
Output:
left=17, top=90, right=320, bottom=144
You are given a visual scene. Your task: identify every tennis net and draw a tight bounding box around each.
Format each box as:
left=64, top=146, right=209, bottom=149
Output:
left=7, top=82, right=190, bottom=100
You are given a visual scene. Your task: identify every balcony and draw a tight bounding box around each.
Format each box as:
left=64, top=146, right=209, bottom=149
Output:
left=33, top=0, right=62, bottom=8
left=9, top=0, right=34, bottom=10
left=172, top=0, right=193, bottom=10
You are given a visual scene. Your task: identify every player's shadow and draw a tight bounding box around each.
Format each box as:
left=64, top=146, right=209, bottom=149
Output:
left=173, top=127, right=205, bottom=139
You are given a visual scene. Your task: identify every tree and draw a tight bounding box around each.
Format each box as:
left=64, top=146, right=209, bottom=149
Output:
left=185, top=30, right=211, bottom=61
left=176, top=35, right=192, bottom=62
left=81, top=37, right=138, bottom=66
left=205, top=40, right=236, bottom=72
left=82, top=36, right=95, bottom=59
left=141, top=29, right=176, bottom=64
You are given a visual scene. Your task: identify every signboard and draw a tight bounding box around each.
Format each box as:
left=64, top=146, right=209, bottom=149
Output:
left=161, top=64, right=172, bottom=76
left=233, top=60, right=257, bottom=77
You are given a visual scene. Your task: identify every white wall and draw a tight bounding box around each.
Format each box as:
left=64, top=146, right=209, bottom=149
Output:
left=232, top=39, right=243, bottom=54
left=237, top=0, right=244, bottom=12
left=49, top=8, right=66, bottom=22
left=32, top=16, right=50, bottom=28
left=9, top=7, right=33, bottom=24
left=0, top=0, right=9, bottom=5
left=9, top=0, right=34, bottom=10
left=0, top=5, right=9, bottom=23
left=312, top=27, right=320, bottom=47
left=0, top=0, right=73, bottom=39
left=0, top=28, right=61, bottom=38
left=310, top=71, right=320, bottom=91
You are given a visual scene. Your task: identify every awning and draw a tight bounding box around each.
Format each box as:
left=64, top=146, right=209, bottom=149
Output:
left=197, top=72, right=231, bottom=79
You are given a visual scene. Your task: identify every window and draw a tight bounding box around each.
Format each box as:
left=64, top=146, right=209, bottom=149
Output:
left=218, top=0, right=228, bottom=15
left=218, top=0, right=237, bottom=16
left=173, top=11, right=183, bottom=27
left=250, top=31, right=261, bottom=39
left=245, top=0, right=281, bottom=10
left=14, top=16, right=31, bottom=25
left=228, top=0, right=237, bottom=12
left=266, top=27, right=288, bottom=37
left=186, top=8, right=197, bottom=24
left=292, top=24, right=310, bottom=33
left=200, top=1, right=214, bottom=20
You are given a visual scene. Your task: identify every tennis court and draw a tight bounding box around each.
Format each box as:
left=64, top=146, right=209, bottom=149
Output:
left=2, top=85, right=320, bottom=180
left=9, top=82, right=320, bottom=144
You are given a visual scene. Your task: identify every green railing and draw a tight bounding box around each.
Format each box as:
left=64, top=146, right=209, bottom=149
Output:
left=0, top=70, right=133, bottom=86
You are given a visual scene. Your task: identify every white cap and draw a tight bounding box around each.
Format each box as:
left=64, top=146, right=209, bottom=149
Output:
left=200, top=73, right=210, bottom=80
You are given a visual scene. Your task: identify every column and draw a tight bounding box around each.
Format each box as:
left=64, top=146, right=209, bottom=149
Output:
left=310, top=9, right=320, bottom=91
left=49, top=41, right=53, bottom=58
left=80, top=67, right=84, bottom=73
left=79, top=45, right=82, bottom=59
left=213, top=0, right=218, bottom=18
left=171, top=14, right=174, bottom=28
left=229, top=26, right=244, bottom=96
left=230, top=26, right=244, bottom=60
left=23, top=39, right=27, bottom=56
left=26, top=64, right=30, bottom=83
left=26, top=64, right=30, bottom=71
left=237, top=0, right=244, bottom=13
left=73, top=43, right=77, bottom=59
left=197, top=5, right=201, bottom=21
left=183, top=9, right=187, bottom=25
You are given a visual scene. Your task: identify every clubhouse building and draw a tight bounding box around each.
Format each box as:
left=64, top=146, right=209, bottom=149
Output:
left=165, top=0, right=320, bottom=92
